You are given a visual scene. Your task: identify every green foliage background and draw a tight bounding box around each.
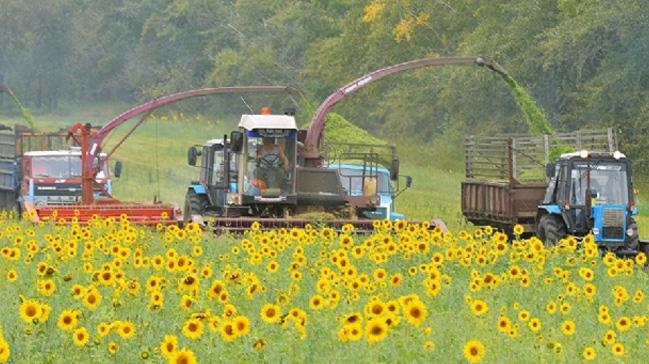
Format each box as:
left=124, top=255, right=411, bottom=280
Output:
left=2, top=1, right=649, bottom=157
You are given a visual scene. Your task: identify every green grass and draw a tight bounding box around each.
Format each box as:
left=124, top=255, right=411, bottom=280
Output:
left=395, top=162, right=467, bottom=231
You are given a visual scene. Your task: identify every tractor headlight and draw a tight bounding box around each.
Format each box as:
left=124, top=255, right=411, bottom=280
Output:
left=579, top=150, right=589, bottom=158
left=592, top=227, right=599, bottom=235
left=627, top=228, right=635, bottom=237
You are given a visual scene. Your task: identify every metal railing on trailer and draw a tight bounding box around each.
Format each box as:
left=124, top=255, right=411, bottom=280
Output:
left=464, top=128, right=616, bottom=184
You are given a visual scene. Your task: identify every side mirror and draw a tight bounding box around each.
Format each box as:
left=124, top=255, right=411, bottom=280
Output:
left=545, top=163, right=556, bottom=178
left=405, top=176, right=413, bottom=188
left=114, top=160, right=122, bottom=178
left=187, top=146, right=200, bottom=166
left=231, top=131, right=243, bottom=153
left=390, top=157, right=400, bottom=180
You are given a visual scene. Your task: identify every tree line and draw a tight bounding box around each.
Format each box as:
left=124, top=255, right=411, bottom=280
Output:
left=2, top=0, right=649, bottom=167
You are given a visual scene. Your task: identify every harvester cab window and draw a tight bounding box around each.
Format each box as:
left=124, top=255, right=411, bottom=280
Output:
left=242, top=132, right=296, bottom=197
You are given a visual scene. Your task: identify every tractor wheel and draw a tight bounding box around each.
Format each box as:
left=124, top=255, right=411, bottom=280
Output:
left=183, top=190, right=209, bottom=224
left=627, top=220, right=640, bottom=251
left=537, top=214, right=566, bottom=246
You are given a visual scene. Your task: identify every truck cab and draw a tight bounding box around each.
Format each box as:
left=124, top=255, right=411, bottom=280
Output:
left=22, top=149, right=112, bottom=206
left=538, top=150, right=638, bottom=251
left=328, top=163, right=405, bottom=220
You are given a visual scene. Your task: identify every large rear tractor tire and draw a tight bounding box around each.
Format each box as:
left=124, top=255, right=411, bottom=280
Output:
left=537, top=214, right=567, bottom=246
left=183, top=190, right=209, bottom=224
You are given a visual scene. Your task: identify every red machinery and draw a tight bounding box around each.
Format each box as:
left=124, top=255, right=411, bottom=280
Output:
left=32, top=87, right=302, bottom=225
left=20, top=122, right=179, bottom=225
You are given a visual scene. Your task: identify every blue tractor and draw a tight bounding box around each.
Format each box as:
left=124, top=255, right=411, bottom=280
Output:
left=538, top=150, right=646, bottom=254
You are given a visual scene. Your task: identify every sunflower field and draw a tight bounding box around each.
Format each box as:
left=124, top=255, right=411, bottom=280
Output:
left=0, top=213, right=648, bottom=363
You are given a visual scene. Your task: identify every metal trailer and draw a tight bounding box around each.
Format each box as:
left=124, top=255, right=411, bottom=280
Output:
left=461, top=129, right=616, bottom=234
left=0, top=131, right=17, bottom=211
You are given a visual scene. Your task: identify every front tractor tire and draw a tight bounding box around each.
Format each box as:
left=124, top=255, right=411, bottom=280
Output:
left=183, top=190, right=209, bottom=224
left=627, top=220, right=640, bottom=251
left=537, top=214, right=567, bottom=246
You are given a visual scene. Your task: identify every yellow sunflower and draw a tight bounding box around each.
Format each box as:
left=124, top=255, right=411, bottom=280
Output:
left=182, top=318, right=204, bottom=340
left=260, top=303, right=281, bottom=324
left=463, top=339, right=486, bottom=363
left=233, top=315, right=250, bottom=337
left=118, top=320, right=136, bottom=339
left=560, top=320, right=575, bottom=335
left=616, top=316, right=631, bottom=332
left=0, top=339, right=10, bottom=362
left=160, top=335, right=177, bottom=359
left=470, top=300, right=489, bottom=316
left=107, top=341, right=118, bottom=355
left=344, top=323, right=363, bottom=341
left=528, top=318, right=541, bottom=332
left=19, top=299, right=42, bottom=324
left=72, top=327, right=89, bottom=347
left=365, top=319, right=388, bottom=343
left=56, top=309, right=80, bottom=331
left=220, top=320, right=237, bottom=342
left=611, top=342, right=625, bottom=356
left=170, top=348, right=197, bottom=364
left=83, top=289, right=102, bottom=310
left=404, top=300, right=428, bottom=326
left=582, top=346, right=596, bottom=361
left=513, top=224, right=524, bottom=236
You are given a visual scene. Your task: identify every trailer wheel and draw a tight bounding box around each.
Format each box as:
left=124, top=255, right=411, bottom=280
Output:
left=183, top=190, right=209, bottom=223
left=537, top=214, right=566, bottom=246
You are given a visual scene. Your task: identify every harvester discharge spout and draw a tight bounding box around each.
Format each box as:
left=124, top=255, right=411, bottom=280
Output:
left=475, top=55, right=508, bottom=76
left=302, top=55, right=507, bottom=164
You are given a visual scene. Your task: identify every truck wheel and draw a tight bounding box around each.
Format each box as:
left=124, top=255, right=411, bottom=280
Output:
left=537, top=214, right=566, bottom=246
left=183, top=190, right=209, bottom=223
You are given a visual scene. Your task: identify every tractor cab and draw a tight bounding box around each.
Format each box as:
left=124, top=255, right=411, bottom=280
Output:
left=228, top=114, right=299, bottom=215
left=185, top=113, right=298, bottom=220
left=234, top=114, right=298, bottom=201
left=539, top=150, right=637, bottom=250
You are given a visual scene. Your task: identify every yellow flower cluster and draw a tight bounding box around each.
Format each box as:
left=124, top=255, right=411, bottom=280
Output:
left=0, top=213, right=646, bottom=362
